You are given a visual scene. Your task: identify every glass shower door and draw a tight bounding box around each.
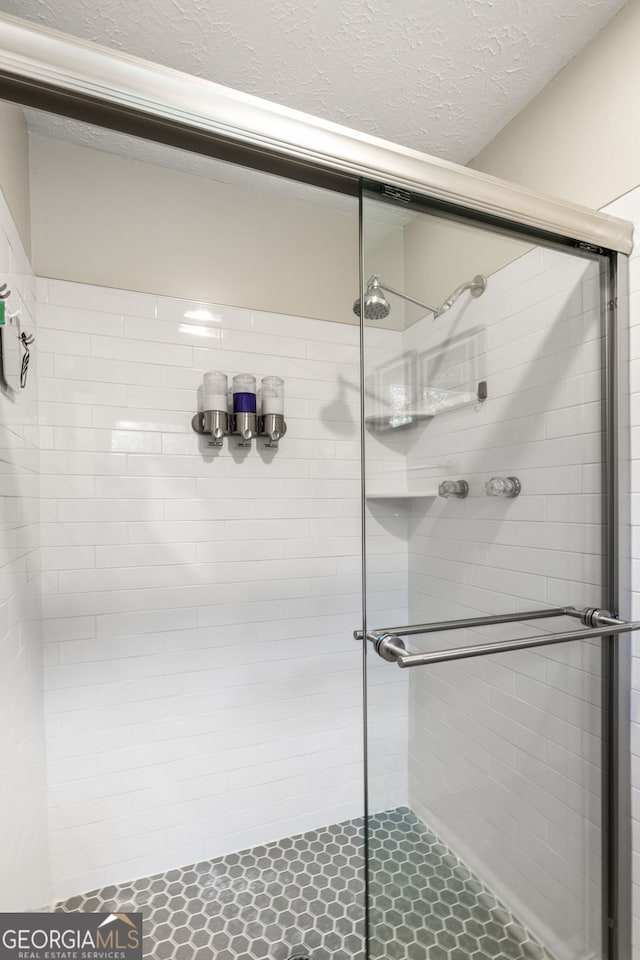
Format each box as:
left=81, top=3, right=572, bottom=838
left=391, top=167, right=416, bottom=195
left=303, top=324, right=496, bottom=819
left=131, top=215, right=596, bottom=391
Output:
left=360, top=184, right=617, bottom=960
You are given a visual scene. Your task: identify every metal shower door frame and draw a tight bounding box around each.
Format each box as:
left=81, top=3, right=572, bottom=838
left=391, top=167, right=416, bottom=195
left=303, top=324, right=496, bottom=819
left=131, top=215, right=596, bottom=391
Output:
left=0, top=11, right=633, bottom=255
left=358, top=183, right=631, bottom=960
left=605, top=250, right=631, bottom=960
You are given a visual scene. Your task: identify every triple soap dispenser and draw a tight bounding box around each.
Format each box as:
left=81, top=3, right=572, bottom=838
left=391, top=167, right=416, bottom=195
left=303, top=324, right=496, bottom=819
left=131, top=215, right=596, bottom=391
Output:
left=193, top=372, right=286, bottom=448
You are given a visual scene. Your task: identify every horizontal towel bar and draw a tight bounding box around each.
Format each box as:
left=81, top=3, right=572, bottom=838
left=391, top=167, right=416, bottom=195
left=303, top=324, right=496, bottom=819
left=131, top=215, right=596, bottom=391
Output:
left=354, top=607, right=575, bottom=642
left=356, top=607, right=638, bottom=668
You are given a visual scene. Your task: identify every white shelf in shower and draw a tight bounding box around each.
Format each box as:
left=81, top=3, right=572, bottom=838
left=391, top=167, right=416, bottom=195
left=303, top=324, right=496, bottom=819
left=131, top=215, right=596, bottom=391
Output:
left=366, top=488, right=438, bottom=500
left=365, top=387, right=480, bottom=433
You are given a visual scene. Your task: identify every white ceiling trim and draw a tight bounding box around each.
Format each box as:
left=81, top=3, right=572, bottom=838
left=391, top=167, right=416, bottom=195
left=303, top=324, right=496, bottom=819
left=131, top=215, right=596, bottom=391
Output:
left=0, top=12, right=632, bottom=253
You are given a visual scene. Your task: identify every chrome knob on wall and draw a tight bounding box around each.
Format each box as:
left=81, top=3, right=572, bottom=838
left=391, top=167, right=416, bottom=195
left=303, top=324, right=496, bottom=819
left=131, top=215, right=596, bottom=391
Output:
left=438, top=480, right=469, bottom=499
left=485, top=476, right=521, bottom=498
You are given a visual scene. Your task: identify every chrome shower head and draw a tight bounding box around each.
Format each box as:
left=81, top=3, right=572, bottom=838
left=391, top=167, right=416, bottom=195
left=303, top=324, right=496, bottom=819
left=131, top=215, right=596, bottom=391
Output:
left=352, top=276, right=391, bottom=321
left=352, top=272, right=487, bottom=322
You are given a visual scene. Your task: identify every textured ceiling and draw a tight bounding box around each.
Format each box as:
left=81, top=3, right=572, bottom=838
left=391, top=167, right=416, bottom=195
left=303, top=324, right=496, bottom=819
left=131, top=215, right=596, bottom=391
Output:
left=0, top=0, right=629, bottom=164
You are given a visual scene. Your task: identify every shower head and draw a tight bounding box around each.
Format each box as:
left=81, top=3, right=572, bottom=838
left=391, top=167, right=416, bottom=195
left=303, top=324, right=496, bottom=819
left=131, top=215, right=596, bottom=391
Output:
left=352, top=273, right=487, bottom=322
left=352, top=276, right=391, bottom=321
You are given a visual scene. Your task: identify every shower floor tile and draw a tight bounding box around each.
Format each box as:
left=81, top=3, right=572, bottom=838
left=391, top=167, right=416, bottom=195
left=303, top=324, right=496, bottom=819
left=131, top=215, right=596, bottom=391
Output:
left=55, top=820, right=365, bottom=960
left=367, top=808, right=555, bottom=960
left=54, top=808, right=553, bottom=960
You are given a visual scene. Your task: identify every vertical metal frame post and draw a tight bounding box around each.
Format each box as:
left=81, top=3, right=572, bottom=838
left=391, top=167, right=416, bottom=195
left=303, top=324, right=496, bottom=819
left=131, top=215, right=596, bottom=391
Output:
left=358, top=183, right=371, bottom=960
left=603, top=251, right=632, bottom=960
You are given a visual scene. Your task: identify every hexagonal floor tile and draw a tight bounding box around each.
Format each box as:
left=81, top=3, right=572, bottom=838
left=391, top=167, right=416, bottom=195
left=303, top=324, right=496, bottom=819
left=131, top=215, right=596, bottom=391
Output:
left=367, top=808, right=555, bottom=960
left=52, top=806, right=555, bottom=960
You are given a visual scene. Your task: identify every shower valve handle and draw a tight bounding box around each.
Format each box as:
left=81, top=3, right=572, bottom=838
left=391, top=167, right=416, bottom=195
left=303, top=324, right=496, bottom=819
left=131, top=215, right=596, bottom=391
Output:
left=485, top=476, right=521, bottom=498
left=438, top=479, right=469, bottom=499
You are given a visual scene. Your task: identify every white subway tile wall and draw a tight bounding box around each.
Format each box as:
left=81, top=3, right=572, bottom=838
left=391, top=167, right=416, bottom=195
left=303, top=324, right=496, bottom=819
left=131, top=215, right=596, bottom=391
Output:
left=37, top=279, right=407, bottom=901
left=364, top=243, right=605, bottom=960
left=0, top=191, right=50, bottom=908
left=362, top=325, right=415, bottom=810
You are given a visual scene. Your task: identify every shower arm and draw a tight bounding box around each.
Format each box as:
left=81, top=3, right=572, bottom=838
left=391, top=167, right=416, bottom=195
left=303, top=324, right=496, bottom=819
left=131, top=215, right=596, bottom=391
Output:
left=374, top=278, right=438, bottom=315
left=375, top=274, right=486, bottom=318
left=434, top=275, right=486, bottom=317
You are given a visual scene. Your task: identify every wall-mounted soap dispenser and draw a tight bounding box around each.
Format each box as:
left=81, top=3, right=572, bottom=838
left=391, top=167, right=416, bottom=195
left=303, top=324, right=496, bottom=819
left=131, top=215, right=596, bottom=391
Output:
left=261, top=376, right=286, bottom=447
left=192, top=371, right=287, bottom=450
left=200, top=371, right=228, bottom=447
left=233, top=374, right=258, bottom=447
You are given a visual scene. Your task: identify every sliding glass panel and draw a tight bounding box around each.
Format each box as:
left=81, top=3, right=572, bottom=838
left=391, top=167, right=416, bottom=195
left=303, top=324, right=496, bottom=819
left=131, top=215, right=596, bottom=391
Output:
left=361, top=184, right=609, bottom=960
left=0, top=99, right=366, bottom=960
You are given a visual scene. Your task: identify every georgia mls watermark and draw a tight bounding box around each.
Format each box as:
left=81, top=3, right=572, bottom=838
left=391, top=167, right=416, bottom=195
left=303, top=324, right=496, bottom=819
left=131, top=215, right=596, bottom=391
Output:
left=0, top=913, right=143, bottom=960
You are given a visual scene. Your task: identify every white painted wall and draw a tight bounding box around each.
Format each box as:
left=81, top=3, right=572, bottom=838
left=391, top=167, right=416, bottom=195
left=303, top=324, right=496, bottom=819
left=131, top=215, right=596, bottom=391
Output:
left=469, top=0, right=640, bottom=214
left=402, top=209, right=531, bottom=323
left=36, top=277, right=406, bottom=901
left=0, top=103, right=30, bottom=256
left=0, top=187, right=50, bottom=909
left=28, top=133, right=358, bottom=326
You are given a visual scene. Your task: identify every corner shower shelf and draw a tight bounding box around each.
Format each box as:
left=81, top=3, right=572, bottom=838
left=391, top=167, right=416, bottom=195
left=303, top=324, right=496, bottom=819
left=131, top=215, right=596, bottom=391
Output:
left=365, top=383, right=485, bottom=433
left=365, top=413, right=434, bottom=432
left=366, top=463, right=442, bottom=501
left=366, top=487, right=438, bottom=500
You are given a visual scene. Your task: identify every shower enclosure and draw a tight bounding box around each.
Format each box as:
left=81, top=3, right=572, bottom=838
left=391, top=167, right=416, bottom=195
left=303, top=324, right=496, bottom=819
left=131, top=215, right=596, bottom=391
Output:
left=0, top=12, right=634, bottom=960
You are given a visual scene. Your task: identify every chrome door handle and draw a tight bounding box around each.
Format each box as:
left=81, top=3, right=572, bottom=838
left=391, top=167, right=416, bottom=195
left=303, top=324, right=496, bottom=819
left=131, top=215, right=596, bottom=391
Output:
left=355, top=607, right=639, bottom=668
